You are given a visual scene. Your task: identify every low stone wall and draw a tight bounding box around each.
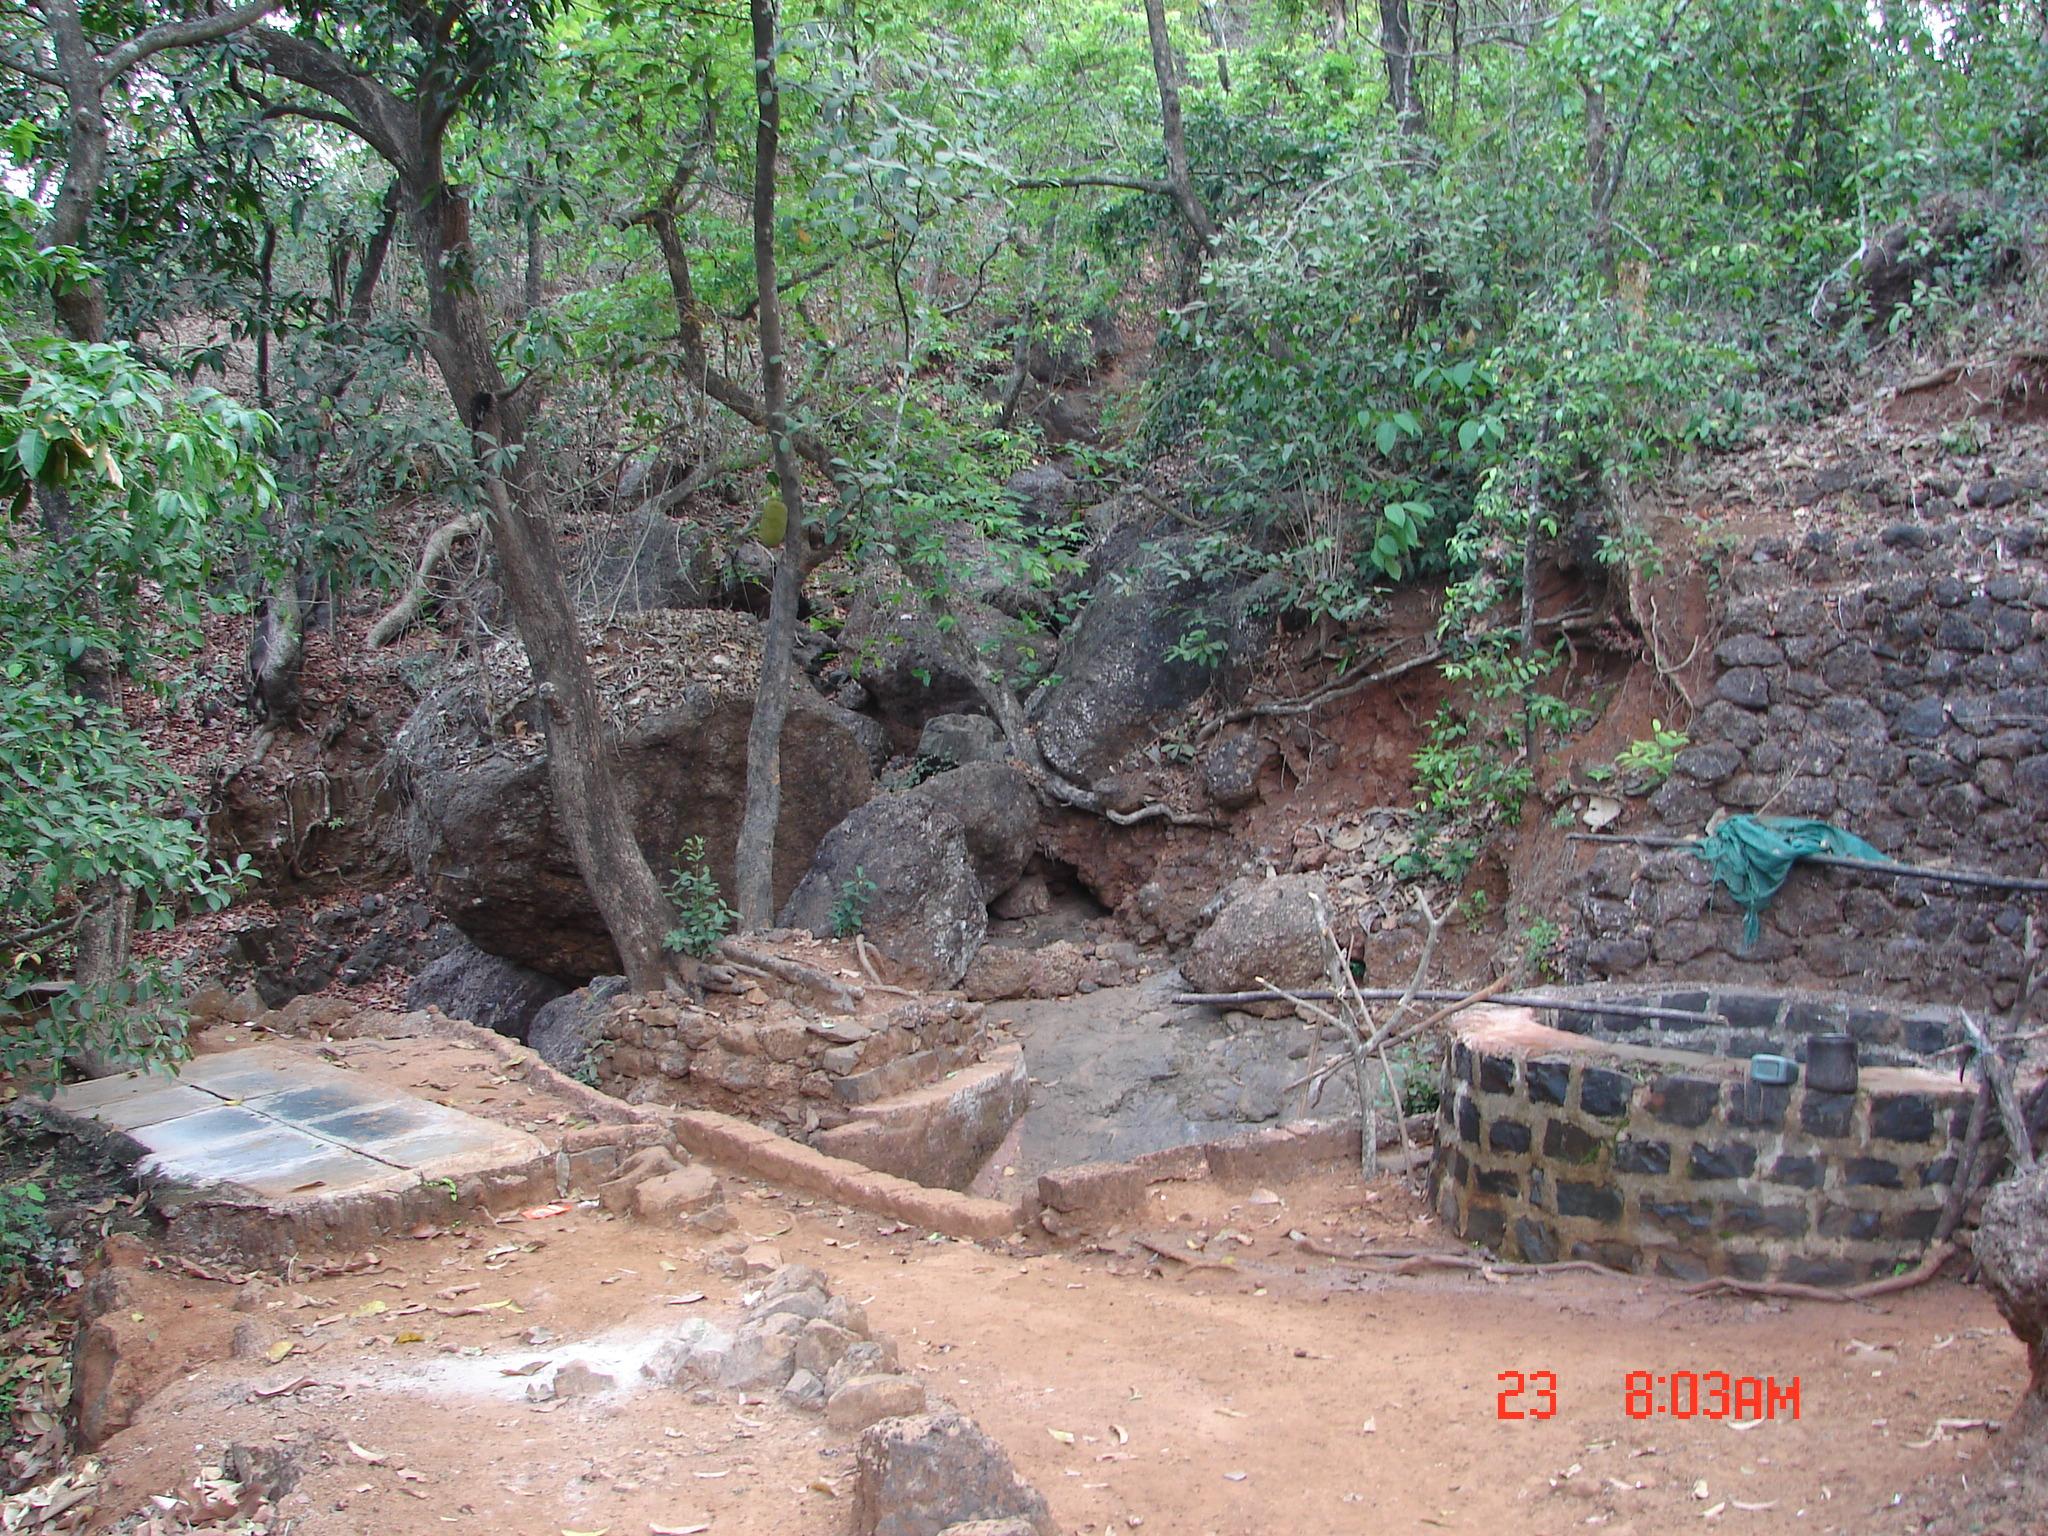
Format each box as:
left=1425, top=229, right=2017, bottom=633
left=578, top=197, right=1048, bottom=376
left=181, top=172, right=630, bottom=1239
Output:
left=595, top=993, right=989, bottom=1136
left=1574, top=508, right=2048, bottom=1020
left=1431, top=1003, right=1971, bottom=1282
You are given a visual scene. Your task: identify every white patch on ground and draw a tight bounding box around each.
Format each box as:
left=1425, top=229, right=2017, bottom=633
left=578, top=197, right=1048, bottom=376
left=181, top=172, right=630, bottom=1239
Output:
left=335, top=1315, right=729, bottom=1402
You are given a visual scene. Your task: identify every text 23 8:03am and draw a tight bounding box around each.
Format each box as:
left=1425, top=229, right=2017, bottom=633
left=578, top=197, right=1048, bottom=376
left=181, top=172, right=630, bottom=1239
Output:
left=1496, top=1371, right=1802, bottom=1420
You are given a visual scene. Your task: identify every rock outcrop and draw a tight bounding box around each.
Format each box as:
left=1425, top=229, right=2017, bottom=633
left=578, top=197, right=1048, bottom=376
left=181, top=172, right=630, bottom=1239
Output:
left=907, top=762, right=1036, bottom=902
left=405, top=936, right=566, bottom=1042
left=836, top=579, right=1049, bottom=750
left=391, top=613, right=872, bottom=979
left=1180, top=875, right=1331, bottom=994
left=1977, top=1163, right=2048, bottom=1410
left=854, top=1410, right=1057, bottom=1536
left=1031, top=532, right=1274, bottom=783
left=528, top=975, right=631, bottom=1075
left=778, top=797, right=986, bottom=987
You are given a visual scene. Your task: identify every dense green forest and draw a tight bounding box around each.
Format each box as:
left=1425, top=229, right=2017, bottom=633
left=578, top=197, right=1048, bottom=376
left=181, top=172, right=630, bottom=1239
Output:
left=1, top=0, right=2043, bottom=1073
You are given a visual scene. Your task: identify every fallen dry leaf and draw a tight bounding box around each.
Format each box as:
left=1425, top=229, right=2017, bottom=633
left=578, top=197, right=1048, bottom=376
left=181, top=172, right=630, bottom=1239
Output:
left=347, top=1440, right=388, bottom=1465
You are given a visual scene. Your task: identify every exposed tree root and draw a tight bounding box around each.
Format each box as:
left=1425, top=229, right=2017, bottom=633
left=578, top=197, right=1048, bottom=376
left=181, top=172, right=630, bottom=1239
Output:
left=1682, top=1242, right=1956, bottom=1304
left=367, top=510, right=484, bottom=648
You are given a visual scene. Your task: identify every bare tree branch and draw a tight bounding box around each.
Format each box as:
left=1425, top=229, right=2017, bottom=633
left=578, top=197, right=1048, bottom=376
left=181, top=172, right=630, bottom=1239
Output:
left=103, top=0, right=282, bottom=81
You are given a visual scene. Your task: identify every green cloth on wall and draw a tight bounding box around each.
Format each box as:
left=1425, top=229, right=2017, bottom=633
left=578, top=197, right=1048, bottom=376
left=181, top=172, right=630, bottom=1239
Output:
left=1690, top=816, right=1891, bottom=948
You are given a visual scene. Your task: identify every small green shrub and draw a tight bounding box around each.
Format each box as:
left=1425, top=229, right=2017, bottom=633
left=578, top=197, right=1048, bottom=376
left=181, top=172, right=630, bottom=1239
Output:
left=1614, top=721, right=1689, bottom=788
left=829, top=867, right=878, bottom=939
left=662, top=837, right=735, bottom=959
left=0, top=1182, right=51, bottom=1278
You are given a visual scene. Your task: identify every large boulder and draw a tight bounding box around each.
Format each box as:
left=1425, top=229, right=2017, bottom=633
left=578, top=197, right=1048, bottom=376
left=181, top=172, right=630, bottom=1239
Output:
left=528, top=975, right=631, bottom=1075
left=578, top=512, right=723, bottom=614
left=1180, top=875, right=1331, bottom=994
left=405, top=936, right=566, bottom=1042
left=1977, top=1163, right=2048, bottom=1409
left=915, top=714, right=1005, bottom=770
left=1031, top=532, right=1274, bottom=783
left=906, top=762, right=1036, bottom=902
left=391, top=611, right=873, bottom=979
left=780, top=797, right=986, bottom=987
left=837, top=576, right=1051, bottom=750
left=854, top=1410, right=1056, bottom=1536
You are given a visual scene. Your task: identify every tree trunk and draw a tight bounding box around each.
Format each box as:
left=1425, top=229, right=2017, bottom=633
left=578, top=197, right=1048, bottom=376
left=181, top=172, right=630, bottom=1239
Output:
left=400, top=168, right=681, bottom=991
left=733, top=0, right=806, bottom=931
left=1378, top=0, right=1427, bottom=141
left=1584, top=82, right=1615, bottom=270
left=1142, top=0, right=1217, bottom=255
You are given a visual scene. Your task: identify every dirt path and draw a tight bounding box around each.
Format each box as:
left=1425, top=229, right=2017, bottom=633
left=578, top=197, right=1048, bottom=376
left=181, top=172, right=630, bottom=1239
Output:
left=83, top=1164, right=2024, bottom=1536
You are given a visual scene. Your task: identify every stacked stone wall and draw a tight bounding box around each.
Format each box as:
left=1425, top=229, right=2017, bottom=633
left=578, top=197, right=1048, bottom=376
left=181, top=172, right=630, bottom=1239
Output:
left=1432, top=1002, right=1971, bottom=1283
left=595, top=994, right=987, bottom=1136
left=1575, top=506, right=2048, bottom=1016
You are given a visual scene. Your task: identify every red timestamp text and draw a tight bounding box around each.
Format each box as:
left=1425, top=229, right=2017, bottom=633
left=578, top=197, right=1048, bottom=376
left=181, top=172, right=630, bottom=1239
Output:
left=1624, top=1370, right=1800, bottom=1420
left=1496, top=1369, right=1558, bottom=1420
left=1492, top=1370, right=1801, bottom=1421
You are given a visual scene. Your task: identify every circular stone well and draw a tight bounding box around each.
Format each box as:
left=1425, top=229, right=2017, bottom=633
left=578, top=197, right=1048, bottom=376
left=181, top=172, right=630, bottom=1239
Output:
left=1430, top=984, right=1973, bottom=1283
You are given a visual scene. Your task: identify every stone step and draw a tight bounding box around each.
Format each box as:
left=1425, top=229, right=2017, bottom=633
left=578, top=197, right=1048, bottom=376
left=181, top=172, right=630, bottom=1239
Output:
left=813, top=1045, right=1030, bottom=1190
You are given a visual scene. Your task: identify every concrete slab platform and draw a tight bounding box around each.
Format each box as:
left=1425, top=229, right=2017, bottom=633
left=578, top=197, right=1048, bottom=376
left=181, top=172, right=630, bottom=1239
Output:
left=39, top=1044, right=546, bottom=1215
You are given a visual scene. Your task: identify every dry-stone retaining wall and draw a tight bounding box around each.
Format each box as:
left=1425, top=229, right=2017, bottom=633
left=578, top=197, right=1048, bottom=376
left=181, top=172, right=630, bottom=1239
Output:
left=1574, top=503, right=2048, bottom=1018
left=1431, top=1001, right=1971, bottom=1282
left=596, top=994, right=988, bottom=1136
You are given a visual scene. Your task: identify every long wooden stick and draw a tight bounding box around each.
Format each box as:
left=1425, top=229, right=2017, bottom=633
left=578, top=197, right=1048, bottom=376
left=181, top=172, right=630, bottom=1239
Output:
left=1172, top=984, right=1725, bottom=1025
left=1567, top=832, right=2048, bottom=895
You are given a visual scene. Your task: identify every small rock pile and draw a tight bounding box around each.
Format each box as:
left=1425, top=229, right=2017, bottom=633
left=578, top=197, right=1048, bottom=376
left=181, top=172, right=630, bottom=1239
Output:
left=657, top=1260, right=1055, bottom=1535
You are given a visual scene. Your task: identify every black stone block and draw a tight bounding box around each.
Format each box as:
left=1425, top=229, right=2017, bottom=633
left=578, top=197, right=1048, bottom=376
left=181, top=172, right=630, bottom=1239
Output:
left=1726, top=1249, right=1772, bottom=1281
left=1643, top=1199, right=1712, bottom=1234
left=1476, top=1167, right=1521, bottom=1198
left=1890, top=1207, right=1941, bottom=1242
left=1614, top=1138, right=1671, bottom=1176
left=1579, top=1067, right=1634, bottom=1120
left=1688, top=1142, right=1759, bottom=1180
left=1845, top=1157, right=1904, bottom=1188
left=1800, top=1091, right=1856, bottom=1138
left=1818, top=1206, right=1882, bottom=1240
left=1902, top=1014, right=1955, bottom=1058
left=1457, top=1093, right=1480, bottom=1145
left=1719, top=1200, right=1809, bottom=1238
left=1489, top=1119, right=1532, bottom=1154
left=1768, top=1155, right=1823, bottom=1189
left=1654, top=1251, right=1710, bottom=1282
left=1781, top=1256, right=1860, bottom=1287
left=1557, top=1180, right=1623, bottom=1222
left=1869, top=1093, right=1937, bottom=1143
left=1568, top=1239, right=1638, bottom=1271
left=1923, top=1156, right=1958, bottom=1186
left=1656, top=991, right=1713, bottom=1025
left=1513, top=1217, right=1557, bottom=1264
left=1555, top=1008, right=1603, bottom=1037
left=1465, top=1205, right=1507, bottom=1250
left=1648, top=1076, right=1719, bottom=1127
left=1477, top=1053, right=1517, bottom=1094
left=1543, top=1120, right=1606, bottom=1164
left=1453, top=1041, right=1474, bottom=1084
left=1527, top=1058, right=1572, bottom=1106
left=1717, top=991, right=1784, bottom=1034
left=1727, top=1083, right=1791, bottom=1130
